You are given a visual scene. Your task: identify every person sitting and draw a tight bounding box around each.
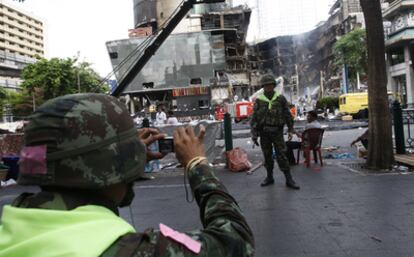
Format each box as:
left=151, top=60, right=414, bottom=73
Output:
left=351, top=129, right=369, bottom=149
left=286, top=111, right=321, bottom=165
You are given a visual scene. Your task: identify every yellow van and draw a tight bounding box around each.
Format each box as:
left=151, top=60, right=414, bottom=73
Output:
left=339, top=92, right=400, bottom=116
left=339, top=92, right=368, bottom=114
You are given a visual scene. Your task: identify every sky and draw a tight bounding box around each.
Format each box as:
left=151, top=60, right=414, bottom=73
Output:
left=4, top=0, right=335, bottom=78
left=233, top=0, right=335, bottom=41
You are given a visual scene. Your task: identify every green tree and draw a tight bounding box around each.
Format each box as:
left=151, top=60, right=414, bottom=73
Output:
left=334, top=28, right=368, bottom=88
left=316, top=96, right=339, bottom=112
left=20, top=57, right=107, bottom=100
left=0, top=87, right=7, bottom=117
left=8, top=57, right=108, bottom=117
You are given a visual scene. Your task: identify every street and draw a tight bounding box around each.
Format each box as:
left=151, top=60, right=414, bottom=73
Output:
left=1, top=129, right=414, bottom=257
left=121, top=158, right=414, bottom=257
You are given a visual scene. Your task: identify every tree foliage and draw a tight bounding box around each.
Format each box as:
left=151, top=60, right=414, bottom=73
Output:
left=334, top=29, right=368, bottom=84
left=20, top=57, right=107, bottom=99
left=0, top=87, right=7, bottom=117
left=316, top=96, right=339, bottom=112
left=6, top=57, right=108, bottom=117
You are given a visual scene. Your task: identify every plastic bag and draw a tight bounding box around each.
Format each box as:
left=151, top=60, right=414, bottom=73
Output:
left=226, top=147, right=252, bottom=172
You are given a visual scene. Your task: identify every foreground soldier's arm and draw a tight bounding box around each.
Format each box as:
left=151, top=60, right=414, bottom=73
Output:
left=122, top=126, right=254, bottom=257
left=140, top=162, right=255, bottom=257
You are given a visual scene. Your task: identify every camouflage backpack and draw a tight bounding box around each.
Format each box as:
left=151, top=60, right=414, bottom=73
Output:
left=18, top=93, right=146, bottom=188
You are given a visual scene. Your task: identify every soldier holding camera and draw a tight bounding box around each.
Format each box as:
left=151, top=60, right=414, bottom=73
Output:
left=0, top=94, right=254, bottom=257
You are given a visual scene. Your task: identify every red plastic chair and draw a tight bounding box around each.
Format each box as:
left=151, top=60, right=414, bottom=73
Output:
left=296, top=128, right=325, bottom=168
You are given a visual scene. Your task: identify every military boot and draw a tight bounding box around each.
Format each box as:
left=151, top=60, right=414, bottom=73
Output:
left=283, top=170, right=300, bottom=190
left=261, top=169, right=274, bottom=187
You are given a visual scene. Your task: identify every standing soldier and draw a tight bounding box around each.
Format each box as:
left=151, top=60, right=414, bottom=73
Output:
left=0, top=94, right=254, bottom=257
left=251, top=74, right=300, bottom=189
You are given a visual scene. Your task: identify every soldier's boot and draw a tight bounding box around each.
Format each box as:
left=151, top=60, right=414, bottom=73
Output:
left=283, top=170, right=300, bottom=190
left=261, top=169, right=274, bottom=187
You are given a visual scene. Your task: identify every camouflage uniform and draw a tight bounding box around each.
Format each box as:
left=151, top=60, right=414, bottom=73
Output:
left=0, top=94, right=254, bottom=257
left=251, top=75, right=299, bottom=188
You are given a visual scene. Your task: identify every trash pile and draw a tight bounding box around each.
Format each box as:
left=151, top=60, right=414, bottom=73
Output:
left=324, top=153, right=355, bottom=160
left=392, top=164, right=412, bottom=174
left=322, top=145, right=356, bottom=160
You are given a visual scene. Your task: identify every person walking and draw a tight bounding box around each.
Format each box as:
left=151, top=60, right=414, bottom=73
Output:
left=251, top=74, right=300, bottom=189
left=0, top=94, right=254, bottom=257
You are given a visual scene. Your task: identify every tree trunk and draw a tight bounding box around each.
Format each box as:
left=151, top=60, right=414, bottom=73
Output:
left=360, top=0, right=394, bottom=170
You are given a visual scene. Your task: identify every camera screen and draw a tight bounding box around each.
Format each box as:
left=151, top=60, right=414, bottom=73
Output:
left=158, top=138, right=174, bottom=153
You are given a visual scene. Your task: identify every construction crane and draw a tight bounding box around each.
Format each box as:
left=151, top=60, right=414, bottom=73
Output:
left=111, top=0, right=225, bottom=97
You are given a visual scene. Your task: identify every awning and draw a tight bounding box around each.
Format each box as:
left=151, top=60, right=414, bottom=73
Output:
left=386, top=29, right=414, bottom=48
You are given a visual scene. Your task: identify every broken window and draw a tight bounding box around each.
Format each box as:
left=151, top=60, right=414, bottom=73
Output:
left=109, top=52, right=118, bottom=59
left=190, top=78, right=202, bottom=85
left=227, top=47, right=237, bottom=56
left=143, top=82, right=154, bottom=89
left=390, top=47, right=404, bottom=66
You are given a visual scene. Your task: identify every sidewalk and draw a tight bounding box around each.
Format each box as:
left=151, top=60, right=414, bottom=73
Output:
left=1, top=163, right=414, bottom=257
left=121, top=163, right=414, bottom=257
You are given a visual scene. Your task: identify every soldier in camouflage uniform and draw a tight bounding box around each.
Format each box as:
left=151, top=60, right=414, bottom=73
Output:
left=251, top=75, right=300, bottom=189
left=0, top=93, right=254, bottom=257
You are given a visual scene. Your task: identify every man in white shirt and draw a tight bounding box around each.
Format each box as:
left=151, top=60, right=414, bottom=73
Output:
left=304, top=111, right=322, bottom=130
left=156, top=107, right=167, bottom=125
left=286, top=111, right=321, bottom=165
left=166, top=110, right=179, bottom=125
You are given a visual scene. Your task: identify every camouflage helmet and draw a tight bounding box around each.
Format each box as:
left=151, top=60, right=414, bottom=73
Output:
left=260, top=74, right=276, bottom=87
left=18, top=93, right=146, bottom=189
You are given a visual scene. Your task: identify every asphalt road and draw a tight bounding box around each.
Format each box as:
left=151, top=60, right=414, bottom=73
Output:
left=2, top=128, right=414, bottom=257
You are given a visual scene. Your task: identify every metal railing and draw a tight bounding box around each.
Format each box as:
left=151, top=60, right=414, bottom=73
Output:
left=393, top=101, right=414, bottom=153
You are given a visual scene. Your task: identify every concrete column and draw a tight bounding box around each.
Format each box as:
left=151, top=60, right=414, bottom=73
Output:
left=386, top=52, right=395, bottom=93
left=404, top=46, right=414, bottom=107
left=129, top=94, right=136, bottom=114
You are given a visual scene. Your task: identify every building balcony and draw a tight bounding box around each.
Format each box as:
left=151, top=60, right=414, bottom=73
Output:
left=386, top=28, right=414, bottom=47
left=383, top=0, right=414, bottom=19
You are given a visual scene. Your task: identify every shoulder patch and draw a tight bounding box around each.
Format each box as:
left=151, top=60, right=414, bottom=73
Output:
left=19, top=145, right=47, bottom=175
left=159, top=223, right=201, bottom=254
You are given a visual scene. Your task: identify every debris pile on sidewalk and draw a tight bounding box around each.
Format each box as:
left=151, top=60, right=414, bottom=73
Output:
left=1, top=179, right=17, bottom=188
left=322, top=145, right=355, bottom=160
left=324, top=153, right=355, bottom=160
left=341, top=162, right=413, bottom=175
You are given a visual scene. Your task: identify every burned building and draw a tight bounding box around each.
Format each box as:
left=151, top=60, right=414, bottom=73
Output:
left=201, top=6, right=251, bottom=99
left=248, top=0, right=364, bottom=101
left=107, top=0, right=251, bottom=116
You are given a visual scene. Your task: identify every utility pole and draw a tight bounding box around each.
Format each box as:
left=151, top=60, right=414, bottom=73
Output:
left=32, top=92, right=36, bottom=111
left=320, top=70, right=325, bottom=97
left=77, top=70, right=81, bottom=93
left=295, top=64, right=300, bottom=97
left=256, top=0, right=261, bottom=37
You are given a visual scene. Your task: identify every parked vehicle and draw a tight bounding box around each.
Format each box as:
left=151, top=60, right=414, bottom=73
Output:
left=339, top=92, right=399, bottom=119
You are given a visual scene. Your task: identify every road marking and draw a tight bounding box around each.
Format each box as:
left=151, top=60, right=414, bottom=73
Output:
left=0, top=194, right=18, bottom=202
